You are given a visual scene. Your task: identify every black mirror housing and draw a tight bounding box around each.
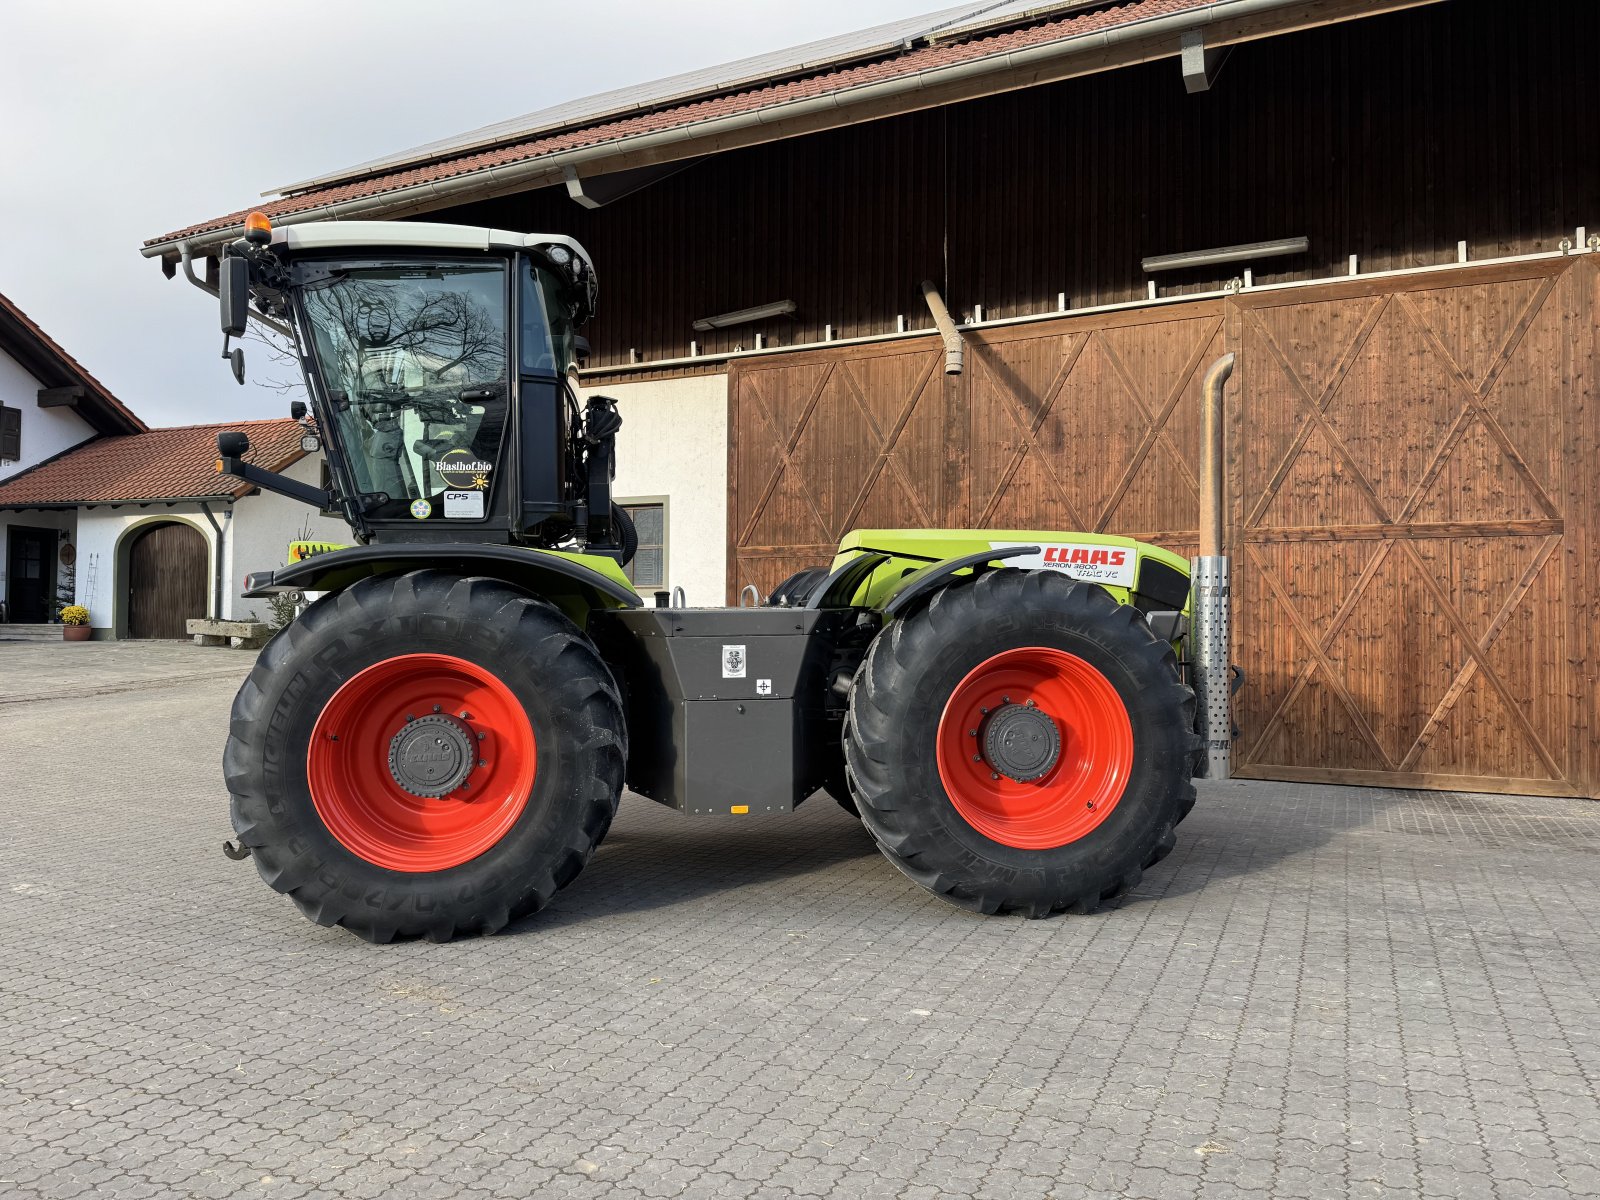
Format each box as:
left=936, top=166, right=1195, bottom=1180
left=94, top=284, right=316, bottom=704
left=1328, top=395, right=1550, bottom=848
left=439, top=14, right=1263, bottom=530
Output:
left=220, top=256, right=250, bottom=337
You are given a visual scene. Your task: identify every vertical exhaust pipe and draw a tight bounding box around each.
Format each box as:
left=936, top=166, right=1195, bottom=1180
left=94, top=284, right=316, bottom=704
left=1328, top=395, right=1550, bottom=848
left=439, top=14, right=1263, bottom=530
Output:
left=1193, top=353, right=1235, bottom=781
left=920, top=280, right=964, bottom=374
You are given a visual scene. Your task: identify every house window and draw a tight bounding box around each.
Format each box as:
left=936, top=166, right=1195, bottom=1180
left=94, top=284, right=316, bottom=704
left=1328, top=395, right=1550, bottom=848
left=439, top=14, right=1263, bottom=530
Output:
left=0, top=405, right=19, bottom=462
left=622, top=502, right=665, bottom=589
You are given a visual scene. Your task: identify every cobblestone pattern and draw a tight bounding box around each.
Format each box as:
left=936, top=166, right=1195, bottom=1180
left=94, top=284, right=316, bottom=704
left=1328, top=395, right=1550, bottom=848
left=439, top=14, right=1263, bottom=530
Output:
left=3, top=641, right=1598, bottom=1199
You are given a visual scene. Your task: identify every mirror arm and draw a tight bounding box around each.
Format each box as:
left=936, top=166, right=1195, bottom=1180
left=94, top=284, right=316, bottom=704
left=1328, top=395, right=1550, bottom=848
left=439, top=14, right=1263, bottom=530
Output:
left=182, top=240, right=295, bottom=339
left=218, top=456, right=330, bottom=509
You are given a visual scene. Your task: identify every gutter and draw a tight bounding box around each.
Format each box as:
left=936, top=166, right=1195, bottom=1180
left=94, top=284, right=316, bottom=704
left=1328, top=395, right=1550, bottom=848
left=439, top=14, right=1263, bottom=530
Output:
left=142, top=0, right=1405, bottom=259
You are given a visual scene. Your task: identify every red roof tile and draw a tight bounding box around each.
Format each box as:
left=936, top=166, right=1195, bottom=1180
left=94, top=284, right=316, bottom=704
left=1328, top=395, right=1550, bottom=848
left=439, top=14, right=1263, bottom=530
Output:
left=146, top=0, right=1215, bottom=249
left=0, top=418, right=307, bottom=507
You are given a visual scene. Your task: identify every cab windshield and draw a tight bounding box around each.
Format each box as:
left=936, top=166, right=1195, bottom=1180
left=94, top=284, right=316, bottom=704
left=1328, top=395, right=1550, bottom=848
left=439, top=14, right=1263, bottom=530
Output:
left=298, top=262, right=508, bottom=520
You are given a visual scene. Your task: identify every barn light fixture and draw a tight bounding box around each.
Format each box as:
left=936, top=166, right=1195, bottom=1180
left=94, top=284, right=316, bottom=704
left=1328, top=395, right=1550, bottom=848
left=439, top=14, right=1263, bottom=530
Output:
left=1141, top=236, right=1309, bottom=274
left=692, top=300, right=797, bottom=331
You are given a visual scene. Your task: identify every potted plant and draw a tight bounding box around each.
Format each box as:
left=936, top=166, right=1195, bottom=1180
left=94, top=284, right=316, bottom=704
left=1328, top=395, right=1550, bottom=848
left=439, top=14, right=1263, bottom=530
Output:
left=60, top=605, right=92, bottom=642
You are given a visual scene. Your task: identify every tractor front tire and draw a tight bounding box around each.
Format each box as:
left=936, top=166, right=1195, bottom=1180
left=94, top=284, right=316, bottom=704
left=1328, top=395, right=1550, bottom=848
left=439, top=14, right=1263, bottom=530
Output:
left=844, top=569, right=1195, bottom=918
left=224, top=570, right=625, bottom=943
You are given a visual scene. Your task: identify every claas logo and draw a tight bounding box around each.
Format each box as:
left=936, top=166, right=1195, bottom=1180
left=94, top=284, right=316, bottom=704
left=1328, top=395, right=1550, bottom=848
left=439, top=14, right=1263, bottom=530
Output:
left=1044, top=546, right=1128, bottom=567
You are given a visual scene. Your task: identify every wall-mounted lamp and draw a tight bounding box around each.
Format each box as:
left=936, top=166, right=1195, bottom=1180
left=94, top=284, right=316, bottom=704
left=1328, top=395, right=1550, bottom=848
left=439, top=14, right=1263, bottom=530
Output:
left=1141, top=236, right=1309, bottom=274
left=692, top=300, right=797, bottom=332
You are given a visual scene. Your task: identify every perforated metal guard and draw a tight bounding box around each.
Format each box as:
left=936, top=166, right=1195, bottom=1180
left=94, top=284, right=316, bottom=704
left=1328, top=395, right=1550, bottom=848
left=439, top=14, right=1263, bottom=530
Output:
left=1191, top=556, right=1232, bottom=781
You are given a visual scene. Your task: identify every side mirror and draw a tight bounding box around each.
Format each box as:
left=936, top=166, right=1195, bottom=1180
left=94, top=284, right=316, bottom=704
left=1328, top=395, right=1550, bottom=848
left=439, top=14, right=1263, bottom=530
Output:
left=220, top=256, right=250, bottom=338
left=229, top=347, right=246, bottom=386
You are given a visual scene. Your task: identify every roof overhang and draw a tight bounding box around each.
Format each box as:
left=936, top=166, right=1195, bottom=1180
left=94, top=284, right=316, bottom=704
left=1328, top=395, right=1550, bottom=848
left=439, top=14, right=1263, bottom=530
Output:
left=144, top=0, right=1440, bottom=262
left=0, top=297, right=146, bottom=435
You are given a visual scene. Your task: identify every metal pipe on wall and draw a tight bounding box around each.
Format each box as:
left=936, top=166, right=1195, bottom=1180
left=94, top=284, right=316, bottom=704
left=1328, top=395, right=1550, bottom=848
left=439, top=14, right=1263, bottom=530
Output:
left=1198, top=353, right=1234, bottom=558
left=920, top=280, right=964, bottom=374
left=1193, top=352, right=1235, bottom=781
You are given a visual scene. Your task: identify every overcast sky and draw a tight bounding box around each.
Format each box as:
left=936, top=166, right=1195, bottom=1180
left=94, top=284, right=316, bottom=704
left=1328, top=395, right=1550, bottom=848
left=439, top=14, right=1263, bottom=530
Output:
left=0, top=0, right=938, bottom=427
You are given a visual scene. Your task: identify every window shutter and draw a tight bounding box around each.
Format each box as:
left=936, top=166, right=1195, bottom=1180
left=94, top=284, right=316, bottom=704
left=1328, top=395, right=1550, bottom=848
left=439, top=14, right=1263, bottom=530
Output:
left=0, top=405, right=20, bottom=461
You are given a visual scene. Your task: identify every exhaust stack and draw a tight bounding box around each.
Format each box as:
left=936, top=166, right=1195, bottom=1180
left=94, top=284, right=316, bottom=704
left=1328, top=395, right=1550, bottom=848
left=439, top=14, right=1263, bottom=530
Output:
left=1193, top=353, right=1236, bottom=781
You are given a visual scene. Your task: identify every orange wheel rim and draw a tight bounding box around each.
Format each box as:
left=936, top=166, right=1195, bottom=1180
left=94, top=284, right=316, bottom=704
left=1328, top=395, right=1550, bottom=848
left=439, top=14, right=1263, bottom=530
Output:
left=935, top=647, right=1133, bottom=849
left=305, top=654, right=535, bottom=871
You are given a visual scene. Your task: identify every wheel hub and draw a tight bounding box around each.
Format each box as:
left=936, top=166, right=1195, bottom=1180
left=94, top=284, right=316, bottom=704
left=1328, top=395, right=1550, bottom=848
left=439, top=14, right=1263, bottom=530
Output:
left=982, top=702, right=1061, bottom=783
left=388, top=713, right=476, bottom=798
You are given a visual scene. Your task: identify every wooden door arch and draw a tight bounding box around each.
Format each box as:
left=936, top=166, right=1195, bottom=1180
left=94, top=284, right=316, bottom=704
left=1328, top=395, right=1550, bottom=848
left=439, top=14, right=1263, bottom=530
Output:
left=126, top=522, right=208, bottom=639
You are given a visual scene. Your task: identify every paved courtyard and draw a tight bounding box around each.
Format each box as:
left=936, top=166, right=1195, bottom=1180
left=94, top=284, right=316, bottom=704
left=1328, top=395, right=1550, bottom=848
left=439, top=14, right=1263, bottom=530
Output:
left=2, top=640, right=1598, bottom=1200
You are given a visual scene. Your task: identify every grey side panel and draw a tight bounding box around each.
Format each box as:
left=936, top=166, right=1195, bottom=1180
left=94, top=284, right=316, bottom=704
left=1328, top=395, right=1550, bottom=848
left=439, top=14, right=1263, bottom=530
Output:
left=591, top=607, right=859, bottom=813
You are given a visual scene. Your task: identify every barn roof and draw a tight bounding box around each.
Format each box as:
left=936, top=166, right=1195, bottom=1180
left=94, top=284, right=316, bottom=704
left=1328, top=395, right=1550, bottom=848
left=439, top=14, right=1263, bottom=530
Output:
left=0, top=291, right=146, bottom=437
left=144, top=0, right=1394, bottom=257
left=0, top=418, right=306, bottom=508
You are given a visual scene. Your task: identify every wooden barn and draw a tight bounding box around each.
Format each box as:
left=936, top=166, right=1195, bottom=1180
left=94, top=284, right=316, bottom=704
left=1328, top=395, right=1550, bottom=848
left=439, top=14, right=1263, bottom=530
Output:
left=146, top=0, right=1599, bottom=799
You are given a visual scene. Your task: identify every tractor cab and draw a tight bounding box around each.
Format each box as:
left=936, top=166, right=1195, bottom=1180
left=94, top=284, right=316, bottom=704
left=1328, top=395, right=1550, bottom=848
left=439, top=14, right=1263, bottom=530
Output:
left=211, top=213, right=627, bottom=557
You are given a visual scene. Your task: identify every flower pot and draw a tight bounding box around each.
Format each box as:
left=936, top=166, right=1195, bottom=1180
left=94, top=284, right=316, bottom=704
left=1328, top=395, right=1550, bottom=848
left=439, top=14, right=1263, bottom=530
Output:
left=63, top=625, right=92, bottom=642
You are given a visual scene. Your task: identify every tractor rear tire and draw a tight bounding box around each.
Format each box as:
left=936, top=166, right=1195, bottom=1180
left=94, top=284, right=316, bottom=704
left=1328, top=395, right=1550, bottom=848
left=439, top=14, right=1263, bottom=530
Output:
left=844, top=569, right=1195, bottom=918
left=224, top=570, right=626, bottom=943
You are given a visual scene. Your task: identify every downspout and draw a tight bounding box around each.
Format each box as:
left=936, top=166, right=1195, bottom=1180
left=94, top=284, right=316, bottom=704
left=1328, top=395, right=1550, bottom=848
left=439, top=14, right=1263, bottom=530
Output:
left=198, top=501, right=226, bottom=619
left=921, top=280, right=964, bottom=374
left=1192, top=353, right=1235, bottom=781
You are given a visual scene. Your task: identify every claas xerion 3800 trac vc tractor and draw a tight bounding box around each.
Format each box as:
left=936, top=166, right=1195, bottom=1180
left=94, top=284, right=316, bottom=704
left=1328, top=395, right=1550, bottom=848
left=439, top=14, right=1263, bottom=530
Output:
left=199, top=210, right=1236, bottom=943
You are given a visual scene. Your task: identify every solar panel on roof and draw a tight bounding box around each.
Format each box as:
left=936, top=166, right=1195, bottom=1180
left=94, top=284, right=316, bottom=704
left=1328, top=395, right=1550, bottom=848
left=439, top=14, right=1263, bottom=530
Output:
left=270, top=0, right=1095, bottom=197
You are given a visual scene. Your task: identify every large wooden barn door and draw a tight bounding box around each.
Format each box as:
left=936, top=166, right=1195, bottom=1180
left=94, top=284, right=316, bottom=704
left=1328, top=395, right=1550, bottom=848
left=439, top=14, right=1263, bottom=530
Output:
left=965, top=300, right=1225, bottom=558
left=728, top=258, right=1597, bottom=797
left=729, top=341, right=951, bottom=595
left=127, top=522, right=207, bottom=640
left=1231, top=258, right=1588, bottom=796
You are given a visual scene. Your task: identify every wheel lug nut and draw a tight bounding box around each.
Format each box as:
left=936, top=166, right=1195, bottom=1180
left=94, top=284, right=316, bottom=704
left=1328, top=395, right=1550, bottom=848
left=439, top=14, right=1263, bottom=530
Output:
left=990, top=772, right=1000, bottom=780
left=1025, top=698, right=1036, bottom=708
left=459, top=711, right=470, bottom=719
left=476, top=732, right=486, bottom=741
left=980, top=707, right=989, bottom=715
left=1003, top=695, right=1012, bottom=704
left=973, top=754, right=982, bottom=762
left=968, top=729, right=977, bottom=737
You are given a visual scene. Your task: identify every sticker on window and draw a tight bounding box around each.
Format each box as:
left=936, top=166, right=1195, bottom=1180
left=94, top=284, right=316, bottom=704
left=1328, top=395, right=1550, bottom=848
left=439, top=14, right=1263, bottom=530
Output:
left=756, top=679, right=772, bottom=696
left=437, top=449, right=493, bottom=490
left=409, top=498, right=432, bottom=520
left=722, top=645, right=746, bottom=679
left=443, top=490, right=484, bottom=519
left=989, top=541, right=1136, bottom=587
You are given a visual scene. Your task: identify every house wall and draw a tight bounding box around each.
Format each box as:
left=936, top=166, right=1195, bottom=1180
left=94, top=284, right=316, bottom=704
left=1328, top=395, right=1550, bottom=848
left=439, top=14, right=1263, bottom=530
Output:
left=603, top=374, right=729, bottom=605
left=226, top=454, right=349, bottom=622
left=0, top=349, right=96, bottom=481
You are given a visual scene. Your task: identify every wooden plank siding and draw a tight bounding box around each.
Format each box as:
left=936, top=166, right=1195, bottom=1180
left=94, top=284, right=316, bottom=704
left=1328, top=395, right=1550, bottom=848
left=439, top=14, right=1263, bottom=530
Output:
left=727, top=256, right=1598, bottom=799
left=438, top=0, right=1596, bottom=376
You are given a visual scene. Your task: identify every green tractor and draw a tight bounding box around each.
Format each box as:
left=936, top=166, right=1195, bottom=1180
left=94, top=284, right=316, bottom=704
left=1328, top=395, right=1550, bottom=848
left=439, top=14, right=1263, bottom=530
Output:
left=202, top=211, right=1227, bottom=943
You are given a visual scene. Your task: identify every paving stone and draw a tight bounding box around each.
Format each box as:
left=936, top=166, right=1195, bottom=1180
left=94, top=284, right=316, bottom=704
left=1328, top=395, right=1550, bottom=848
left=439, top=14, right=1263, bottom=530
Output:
left=2, top=642, right=1598, bottom=1199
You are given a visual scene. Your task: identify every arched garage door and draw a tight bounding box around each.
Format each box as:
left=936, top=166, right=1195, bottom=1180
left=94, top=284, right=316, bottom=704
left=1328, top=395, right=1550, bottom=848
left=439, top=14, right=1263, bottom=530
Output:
left=127, top=522, right=207, bottom=639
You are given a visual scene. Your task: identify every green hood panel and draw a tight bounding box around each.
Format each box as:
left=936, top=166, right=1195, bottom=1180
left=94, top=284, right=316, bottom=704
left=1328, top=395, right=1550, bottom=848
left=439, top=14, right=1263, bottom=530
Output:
left=830, top=529, right=1192, bottom=613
